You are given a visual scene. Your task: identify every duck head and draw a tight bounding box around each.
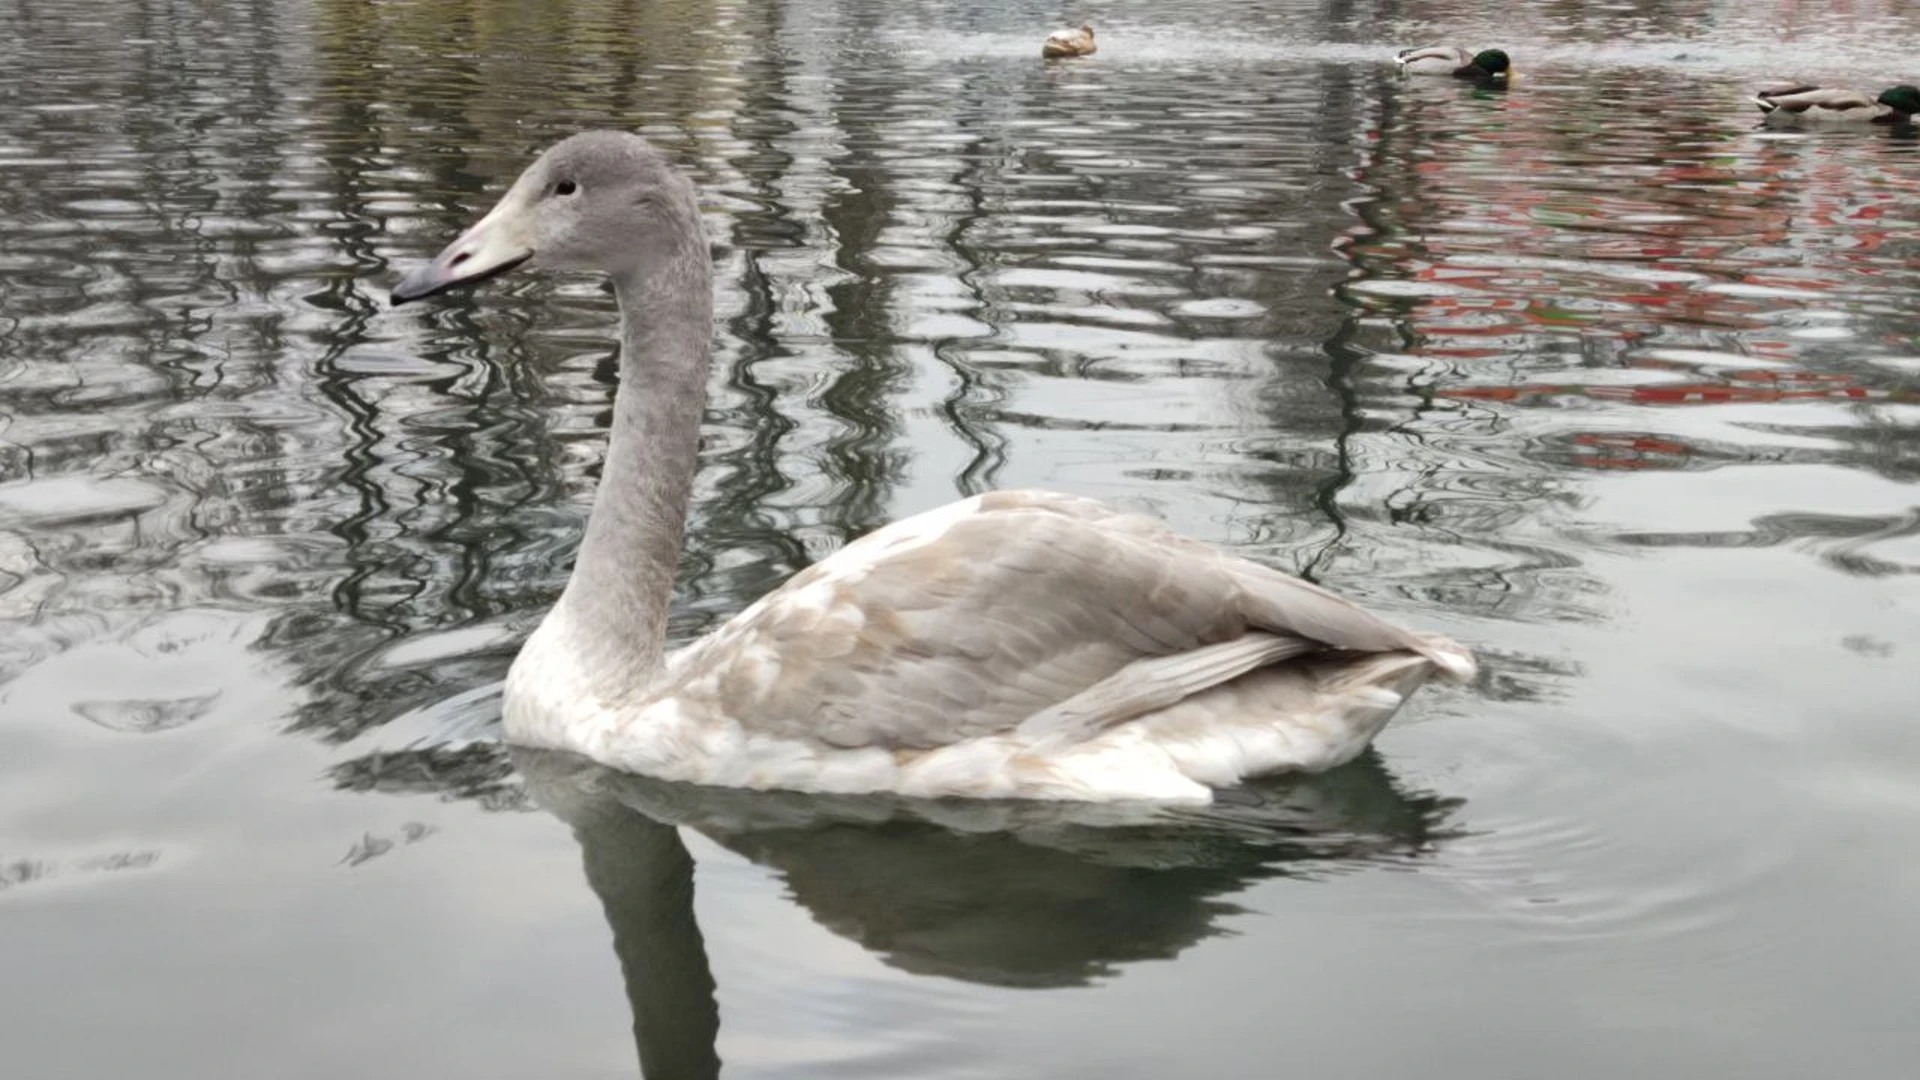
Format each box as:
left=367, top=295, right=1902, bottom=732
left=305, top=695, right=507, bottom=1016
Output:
left=1457, top=49, right=1511, bottom=80
left=1878, top=85, right=1920, bottom=119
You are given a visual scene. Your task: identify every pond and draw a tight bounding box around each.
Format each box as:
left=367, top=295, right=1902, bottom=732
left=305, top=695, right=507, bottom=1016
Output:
left=2, top=1, right=1917, bottom=1076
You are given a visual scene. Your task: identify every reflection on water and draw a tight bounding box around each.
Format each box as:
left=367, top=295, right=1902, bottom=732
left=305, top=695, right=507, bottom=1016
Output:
left=4, top=0, right=1920, bottom=1077
left=515, top=744, right=1457, bottom=1074
left=520, top=746, right=1460, bottom=988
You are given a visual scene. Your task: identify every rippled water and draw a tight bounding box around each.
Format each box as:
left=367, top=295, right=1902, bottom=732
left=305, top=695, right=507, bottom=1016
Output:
left=3, top=0, right=1918, bottom=1076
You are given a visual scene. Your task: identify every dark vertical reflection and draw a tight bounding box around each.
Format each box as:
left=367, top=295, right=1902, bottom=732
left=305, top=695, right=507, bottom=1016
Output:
left=521, top=751, right=723, bottom=1080
left=817, top=52, right=911, bottom=541
left=686, top=0, right=814, bottom=628
left=933, top=71, right=1017, bottom=496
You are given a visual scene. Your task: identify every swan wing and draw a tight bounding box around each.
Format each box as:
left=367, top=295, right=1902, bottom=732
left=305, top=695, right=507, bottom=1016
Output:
left=661, top=490, right=1467, bottom=751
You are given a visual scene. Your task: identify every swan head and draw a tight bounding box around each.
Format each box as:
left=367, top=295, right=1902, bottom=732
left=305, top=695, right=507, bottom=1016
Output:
left=392, top=131, right=697, bottom=304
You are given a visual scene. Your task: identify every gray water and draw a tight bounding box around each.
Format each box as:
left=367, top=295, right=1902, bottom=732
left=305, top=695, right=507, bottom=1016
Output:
left=4, top=0, right=1919, bottom=1076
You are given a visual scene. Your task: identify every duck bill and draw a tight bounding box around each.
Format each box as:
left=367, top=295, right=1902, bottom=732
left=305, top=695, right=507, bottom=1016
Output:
left=391, top=198, right=534, bottom=305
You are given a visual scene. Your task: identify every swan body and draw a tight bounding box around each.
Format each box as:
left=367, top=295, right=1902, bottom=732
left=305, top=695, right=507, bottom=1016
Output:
left=1752, top=84, right=1920, bottom=126
left=393, top=132, right=1475, bottom=804
left=507, top=489, right=1472, bottom=802
left=1042, top=24, right=1096, bottom=59
left=1394, top=45, right=1510, bottom=81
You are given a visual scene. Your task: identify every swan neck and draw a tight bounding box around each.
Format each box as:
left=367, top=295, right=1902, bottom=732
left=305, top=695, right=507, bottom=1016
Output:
left=556, top=222, right=711, bottom=688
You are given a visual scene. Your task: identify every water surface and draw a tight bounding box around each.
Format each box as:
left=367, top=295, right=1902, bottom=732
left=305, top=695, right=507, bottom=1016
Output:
left=3, top=1, right=1918, bottom=1076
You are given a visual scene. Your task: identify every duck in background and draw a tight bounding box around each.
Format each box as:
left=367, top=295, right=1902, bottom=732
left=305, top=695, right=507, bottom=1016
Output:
left=1752, top=84, right=1920, bottom=126
left=1043, top=24, right=1096, bottom=59
left=1394, top=46, right=1511, bottom=83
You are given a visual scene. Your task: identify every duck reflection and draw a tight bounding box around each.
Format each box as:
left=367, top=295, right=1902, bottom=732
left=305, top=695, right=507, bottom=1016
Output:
left=512, top=746, right=1462, bottom=1076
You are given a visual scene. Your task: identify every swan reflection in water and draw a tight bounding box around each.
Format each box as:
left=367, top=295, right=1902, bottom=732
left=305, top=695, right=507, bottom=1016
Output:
left=512, top=747, right=1464, bottom=1077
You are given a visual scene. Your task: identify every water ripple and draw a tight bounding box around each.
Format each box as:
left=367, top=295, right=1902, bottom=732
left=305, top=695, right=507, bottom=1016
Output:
left=5, top=2, right=1920, bottom=1075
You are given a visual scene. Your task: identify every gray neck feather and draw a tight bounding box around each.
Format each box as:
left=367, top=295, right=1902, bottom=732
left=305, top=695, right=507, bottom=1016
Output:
left=554, top=202, right=712, bottom=694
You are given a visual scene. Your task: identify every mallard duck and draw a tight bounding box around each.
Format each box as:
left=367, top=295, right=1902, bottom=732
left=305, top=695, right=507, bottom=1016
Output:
left=1393, top=46, right=1510, bottom=81
left=390, top=132, right=1474, bottom=803
left=1042, top=24, right=1096, bottom=59
left=1752, top=84, right=1920, bottom=125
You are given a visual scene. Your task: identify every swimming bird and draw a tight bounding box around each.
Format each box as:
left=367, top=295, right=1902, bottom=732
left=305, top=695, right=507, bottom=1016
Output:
left=1393, top=46, right=1510, bottom=81
left=1042, top=24, right=1096, bottom=59
left=391, top=132, right=1475, bottom=804
left=1752, top=84, right=1920, bottom=125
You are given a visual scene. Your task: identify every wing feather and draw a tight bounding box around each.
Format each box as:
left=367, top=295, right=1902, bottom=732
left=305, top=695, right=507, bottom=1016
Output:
left=662, top=490, right=1469, bottom=751
left=1017, top=631, right=1319, bottom=746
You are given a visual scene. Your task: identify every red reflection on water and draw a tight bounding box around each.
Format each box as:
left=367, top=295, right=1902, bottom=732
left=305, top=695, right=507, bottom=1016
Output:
left=1567, top=433, right=1696, bottom=471
left=1347, top=66, right=1920, bottom=423
left=1439, top=374, right=1906, bottom=406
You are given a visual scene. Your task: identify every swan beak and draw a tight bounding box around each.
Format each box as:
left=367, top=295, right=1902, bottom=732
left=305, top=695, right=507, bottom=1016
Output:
left=391, top=199, right=534, bottom=305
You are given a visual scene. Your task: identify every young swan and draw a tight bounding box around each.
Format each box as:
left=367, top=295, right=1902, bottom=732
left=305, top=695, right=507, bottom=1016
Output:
left=1753, top=84, right=1920, bottom=126
left=392, top=132, right=1475, bottom=803
left=1394, top=46, right=1511, bottom=82
left=1042, top=24, right=1096, bottom=59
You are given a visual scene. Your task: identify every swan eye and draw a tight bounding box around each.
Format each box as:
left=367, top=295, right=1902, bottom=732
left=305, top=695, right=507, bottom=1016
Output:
left=554, top=179, right=578, bottom=196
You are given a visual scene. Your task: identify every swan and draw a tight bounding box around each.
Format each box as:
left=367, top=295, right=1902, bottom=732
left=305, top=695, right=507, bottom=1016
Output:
left=1042, top=24, right=1096, bottom=59
left=1752, top=84, right=1920, bottom=126
left=391, top=131, right=1475, bottom=803
left=1393, top=46, right=1511, bottom=82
